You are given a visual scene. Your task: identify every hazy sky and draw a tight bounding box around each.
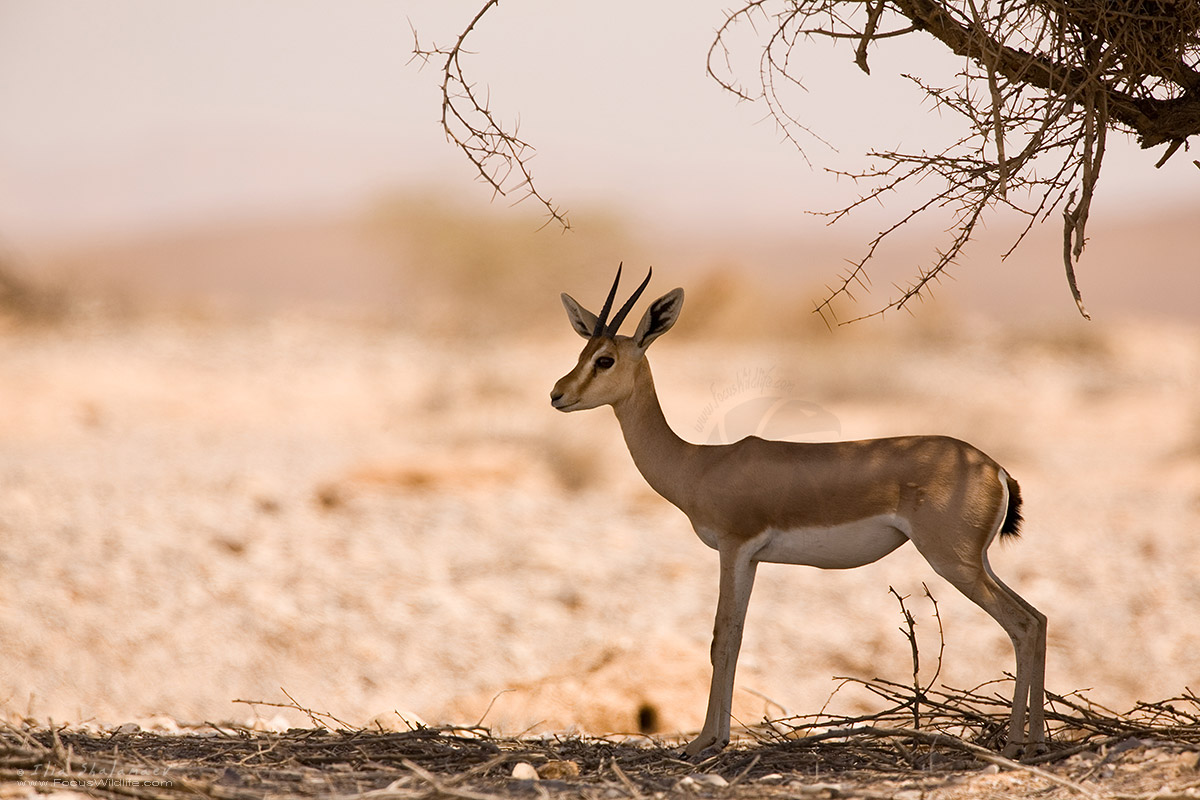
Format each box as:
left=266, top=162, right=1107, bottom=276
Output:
left=1, top=1, right=1195, bottom=250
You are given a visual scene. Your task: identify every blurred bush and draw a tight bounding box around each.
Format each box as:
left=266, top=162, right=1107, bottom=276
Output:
left=0, top=255, right=66, bottom=327
left=367, top=192, right=646, bottom=337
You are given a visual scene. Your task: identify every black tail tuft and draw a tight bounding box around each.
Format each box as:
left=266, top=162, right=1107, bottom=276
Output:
left=1000, top=473, right=1023, bottom=539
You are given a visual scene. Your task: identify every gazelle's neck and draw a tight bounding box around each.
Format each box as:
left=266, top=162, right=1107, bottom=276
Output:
left=611, top=359, right=698, bottom=507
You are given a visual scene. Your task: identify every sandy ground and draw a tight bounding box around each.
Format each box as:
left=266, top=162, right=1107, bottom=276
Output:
left=1, top=305, right=1198, bottom=744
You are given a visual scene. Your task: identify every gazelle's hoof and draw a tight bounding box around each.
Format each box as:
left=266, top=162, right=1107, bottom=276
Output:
left=679, top=736, right=728, bottom=761
left=1002, top=740, right=1049, bottom=760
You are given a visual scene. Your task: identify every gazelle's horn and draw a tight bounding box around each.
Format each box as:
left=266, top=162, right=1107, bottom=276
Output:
left=606, top=267, right=652, bottom=336
left=592, top=262, right=623, bottom=337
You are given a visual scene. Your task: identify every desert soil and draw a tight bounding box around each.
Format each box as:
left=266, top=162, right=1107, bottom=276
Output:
left=1, top=307, right=1198, bottom=797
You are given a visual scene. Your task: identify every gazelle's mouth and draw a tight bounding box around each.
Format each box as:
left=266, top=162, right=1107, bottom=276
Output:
left=550, top=394, right=580, bottom=412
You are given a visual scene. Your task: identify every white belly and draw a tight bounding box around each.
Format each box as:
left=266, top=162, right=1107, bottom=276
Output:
left=751, top=514, right=912, bottom=569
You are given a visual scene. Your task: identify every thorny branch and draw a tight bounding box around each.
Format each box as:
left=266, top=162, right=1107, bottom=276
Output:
left=710, top=0, right=1198, bottom=322
left=418, top=1, right=1198, bottom=320
left=410, top=2, right=570, bottom=230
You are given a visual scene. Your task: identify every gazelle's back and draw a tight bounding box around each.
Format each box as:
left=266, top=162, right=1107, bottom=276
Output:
left=689, top=434, right=1004, bottom=535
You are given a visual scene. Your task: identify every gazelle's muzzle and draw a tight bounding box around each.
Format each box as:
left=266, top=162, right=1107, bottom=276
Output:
left=550, top=372, right=583, bottom=411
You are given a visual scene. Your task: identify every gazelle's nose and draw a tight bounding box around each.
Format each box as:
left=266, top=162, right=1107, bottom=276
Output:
left=550, top=390, right=564, bottom=406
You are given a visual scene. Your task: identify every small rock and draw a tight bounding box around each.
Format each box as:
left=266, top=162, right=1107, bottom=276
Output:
left=216, top=768, right=243, bottom=786
left=680, top=773, right=728, bottom=788
left=314, top=483, right=348, bottom=510
left=247, top=714, right=291, bottom=733
left=1067, top=751, right=1101, bottom=766
left=1106, top=737, right=1146, bottom=757
left=511, top=762, right=540, bottom=781
left=138, top=715, right=182, bottom=733
left=538, top=760, right=580, bottom=780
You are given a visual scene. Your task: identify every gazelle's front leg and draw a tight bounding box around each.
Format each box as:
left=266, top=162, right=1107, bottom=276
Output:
left=684, top=540, right=759, bottom=758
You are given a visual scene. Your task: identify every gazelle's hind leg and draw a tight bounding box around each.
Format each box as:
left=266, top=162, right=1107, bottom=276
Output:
left=907, top=465, right=1047, bottom=758
left=930, top=552, right=1047, bottom=758
left=985, top=561, right=1048, bottom=755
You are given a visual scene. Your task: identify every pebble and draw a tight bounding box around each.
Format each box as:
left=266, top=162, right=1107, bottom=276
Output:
left=511, top=762, right=539, bottom=781
left=538, top=760, right=580, bottom=780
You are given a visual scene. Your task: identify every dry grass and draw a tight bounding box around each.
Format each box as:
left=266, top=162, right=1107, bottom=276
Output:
left=4, top=682, right=1200, bottom=800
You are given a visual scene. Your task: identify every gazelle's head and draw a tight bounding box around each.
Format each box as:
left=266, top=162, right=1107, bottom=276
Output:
left=550, top=265, right=684, bottom=412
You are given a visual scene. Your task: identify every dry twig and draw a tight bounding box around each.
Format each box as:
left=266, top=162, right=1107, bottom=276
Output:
left=5, top=688, right=1200, bottom=800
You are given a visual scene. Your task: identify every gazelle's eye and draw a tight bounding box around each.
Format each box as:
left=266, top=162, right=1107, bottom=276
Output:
left=595, top=356, right=615, bottom=370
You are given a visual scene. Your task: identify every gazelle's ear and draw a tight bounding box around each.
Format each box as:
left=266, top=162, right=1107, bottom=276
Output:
left=633, top=288, right=684, bottom=350
left=561, top=293, right=598, bottom=339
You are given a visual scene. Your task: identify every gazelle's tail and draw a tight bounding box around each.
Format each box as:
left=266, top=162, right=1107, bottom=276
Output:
left=1000, top=472, right=1023, bottom=539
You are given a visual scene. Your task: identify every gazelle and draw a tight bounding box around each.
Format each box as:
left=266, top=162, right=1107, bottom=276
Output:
left=550, top=266, right=1047, bottom=758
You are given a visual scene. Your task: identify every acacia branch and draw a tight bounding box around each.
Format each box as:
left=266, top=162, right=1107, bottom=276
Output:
left=418, top=1, right=1197, bottom=318
left=888, top=0, right=1197, bottom=145
left=411, top=2, right=570, bottom=229
left=716, top=0, right=1198, bottom=321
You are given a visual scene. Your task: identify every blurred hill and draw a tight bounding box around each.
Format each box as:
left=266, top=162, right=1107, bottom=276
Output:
left=6, top=191, right=1198, bottom=332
